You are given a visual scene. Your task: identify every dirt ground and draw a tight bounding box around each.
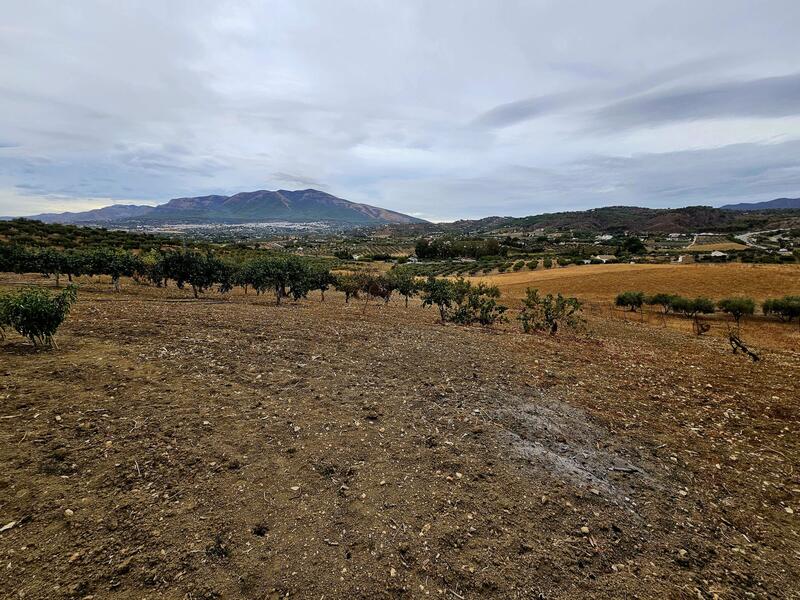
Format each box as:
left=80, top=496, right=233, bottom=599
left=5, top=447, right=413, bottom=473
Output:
left=1, top=275, right=799, bottom=599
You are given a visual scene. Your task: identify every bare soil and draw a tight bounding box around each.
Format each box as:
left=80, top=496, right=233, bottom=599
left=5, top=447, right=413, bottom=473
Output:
left=1, top=276, right=799, bottom=599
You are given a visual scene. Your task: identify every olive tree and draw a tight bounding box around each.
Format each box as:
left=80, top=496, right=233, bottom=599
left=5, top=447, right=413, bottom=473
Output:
left=615, top=290, right=645, bottom=312
left=717, top=297, right=755, bottom=328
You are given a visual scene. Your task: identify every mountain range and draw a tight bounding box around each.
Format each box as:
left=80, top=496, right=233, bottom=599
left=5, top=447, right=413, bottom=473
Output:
left=21, top=189, right=425, bottom=226
left=719, top=197, right=800, bottom=211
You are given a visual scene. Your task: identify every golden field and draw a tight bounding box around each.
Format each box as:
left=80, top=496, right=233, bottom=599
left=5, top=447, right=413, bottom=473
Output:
left=467, top=262, right=800, bottom=303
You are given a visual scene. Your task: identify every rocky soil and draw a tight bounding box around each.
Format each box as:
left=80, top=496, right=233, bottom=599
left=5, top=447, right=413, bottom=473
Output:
left=1, top=279, right=798, bottom=598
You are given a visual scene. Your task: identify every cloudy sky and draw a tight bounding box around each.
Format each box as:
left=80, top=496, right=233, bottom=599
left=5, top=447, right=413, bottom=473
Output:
left=2, top=1, right=800, bottom=220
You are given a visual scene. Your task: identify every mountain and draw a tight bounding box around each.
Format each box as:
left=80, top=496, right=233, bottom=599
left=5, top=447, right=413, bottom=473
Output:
left=29, top=203, right=157, bottom=224
left=720, top=197, right=800, bottom=211
left=23, top=189, right=425, bottom=226
left=386, top=205, right=800, bottom=235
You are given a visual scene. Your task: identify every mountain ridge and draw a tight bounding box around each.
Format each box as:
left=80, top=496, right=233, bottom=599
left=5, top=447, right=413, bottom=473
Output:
left=18, top=189, right=425, bottom=226
left=719, top=197, right=800, bottom=211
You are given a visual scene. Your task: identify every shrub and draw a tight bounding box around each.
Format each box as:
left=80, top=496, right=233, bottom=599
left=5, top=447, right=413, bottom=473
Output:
left=527, top=260, right=538, bottom=270
left=615, top=291, right=645, bottom=312
left=420, top=276, right=506, bottom=325
left=0, top=285, right=77, bottom=348
left=645, top=293, right=677, bottom=315
left=762, top=296, right=800, bottom=324
left=542, top=258, right=553, bottom=269
left=518, top=287, right=582, bottom=335
left=513, top=260, right=525, bottom=271
left=717, top=297, right=756, bottom=327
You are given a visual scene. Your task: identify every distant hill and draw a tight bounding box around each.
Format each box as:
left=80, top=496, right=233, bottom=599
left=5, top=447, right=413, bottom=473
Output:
left=388, top=205, right=800, bottom=235
left=720, top=197, right=800, bottom=211
left=22, top=189, right=425, bottom=226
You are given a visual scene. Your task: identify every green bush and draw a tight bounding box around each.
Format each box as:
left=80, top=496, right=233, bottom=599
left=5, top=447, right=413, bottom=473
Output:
left=0, top=285, right=77, bottom=348
left=421, top=276, right=506, bottom=325
left=762, top=296, right=800, bottom=324
left=518, top=288, right=582, bottom=335
left=645, top=293, right=678, bottom=315
left=615, top=291, right=645, bottom=312
left=717, top=297, right=755, bottom=326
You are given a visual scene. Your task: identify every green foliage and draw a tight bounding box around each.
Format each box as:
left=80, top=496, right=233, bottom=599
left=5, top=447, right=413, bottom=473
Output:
left=542, top=258, right=553, bottom=269
left=620, top=236, right=646, bottom=254
left=420, top=276, right=506, bottom=325
left=333, top=273, right=364, bottom=303
left=615, top=290, right=645, bottom=311
left=670, top=296, right=715, bottom=317
left=526, top=260, right=538, bottom=270
left=387, top=267, right=419, bottom=307
left=763, top=296, right=800, bottom=323
left=717, top=297, right=756, bottom=325
left=517, top=288, right=582, bottom=335
left=645, top=293, right=678, bottom=314
left=0, top=285, right=77, bottom=347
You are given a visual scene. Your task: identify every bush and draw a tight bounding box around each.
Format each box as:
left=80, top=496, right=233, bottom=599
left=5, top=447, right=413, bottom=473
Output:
left=717, top=297, right=755, bottom=326
left=421, top=276, right=506, bottom=325
left=645, top=293, right=677, bottom=315
left=0, top=285, right=77, bottom=348
left=615, top=291, right=645, bottom=312
left=542, top=258, right=553, bottom=269
left=762, top=296, right=800, bottom=324
left=527, top=260, right=538, bottom=270
left=670, top=296, right=715, bottom=318
left=518, top=288, right=582, bottom=335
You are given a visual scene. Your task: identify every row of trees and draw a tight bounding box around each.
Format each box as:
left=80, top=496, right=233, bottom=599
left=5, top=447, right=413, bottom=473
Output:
left=615, top=291, right=800, bottom=330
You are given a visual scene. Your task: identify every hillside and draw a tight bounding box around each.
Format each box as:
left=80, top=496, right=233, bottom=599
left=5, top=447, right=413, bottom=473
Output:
left=22, top=189, right=425, bottom=226
left=720, top=197, right=800, bottom=211
left=389, top=205, right=800, bottom=235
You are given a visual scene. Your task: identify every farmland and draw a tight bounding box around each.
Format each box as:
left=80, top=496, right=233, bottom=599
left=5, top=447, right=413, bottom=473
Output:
left=1, top=271, right=800, bottom=598
left=468, top=262, right=800, bottom=303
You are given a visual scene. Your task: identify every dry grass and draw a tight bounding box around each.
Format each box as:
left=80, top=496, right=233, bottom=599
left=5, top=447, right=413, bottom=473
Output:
left=685, top=242, right=748, bottom=251
left=468, top=262, right=800, bottom=303
left=468, top=263, right=800, bottom=352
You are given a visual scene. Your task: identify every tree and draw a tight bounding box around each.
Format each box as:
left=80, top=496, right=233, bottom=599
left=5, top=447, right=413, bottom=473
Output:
left=615, top=290, right=644, bottom=312
left=0, top=285, right=77, bottom=348
left=333, top=273, right=364, bottom=303
left=387, top=268, right=419, bottom=308
left=87, top=248, right=140, bottom=291
left=518, top=287, right=582, bottom=335
left=646, top=293, right=677, bottom=316
left=763, top=296, right=800, bottom=327
left=717, top=297, right=755, bottom=328
left=309, top=265, right=335, bottom=301
left=361, top=273, right=394, bottom=305
left=542, top=258, right=553, bottom=269
left=621, top=236, right=646, bottom=254
left=671, top=296, right=715, bottom=334
left=421, top=276, right=455, bottom=322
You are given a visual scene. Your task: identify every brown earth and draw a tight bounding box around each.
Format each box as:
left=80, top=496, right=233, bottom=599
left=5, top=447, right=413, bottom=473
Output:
left=1, top=275, right=799, bottom=599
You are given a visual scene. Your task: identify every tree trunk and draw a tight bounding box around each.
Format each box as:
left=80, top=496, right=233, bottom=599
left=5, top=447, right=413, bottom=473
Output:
left=113, top=276, right=121, bottom=292
left=192, top=284, right=199, bottom=299
left=405, top=296, right=409, bottom=308
left=321, top=289, right=325, bottom=302
left=55, top=273, right=60, bottom=287
left=275, top=285, right=281, bottom=305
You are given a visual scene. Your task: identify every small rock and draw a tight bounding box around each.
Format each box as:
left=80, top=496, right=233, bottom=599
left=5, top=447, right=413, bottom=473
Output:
left=64, top=509, right=74, bottom=518
left=580, top=526, right=590, bottom=534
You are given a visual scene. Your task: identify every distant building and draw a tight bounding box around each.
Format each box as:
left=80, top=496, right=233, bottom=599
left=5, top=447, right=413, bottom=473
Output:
left=407, top=256, right=419, bottom=263
left=710, top=250, right=728, bottom=258
left=595, top=234, right=613, bottom=241
left=592, top=254, right=617, bottom=263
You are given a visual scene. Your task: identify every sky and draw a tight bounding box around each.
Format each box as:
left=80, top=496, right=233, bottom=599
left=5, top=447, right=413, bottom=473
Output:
left=1, top=1, right=800, bottom=221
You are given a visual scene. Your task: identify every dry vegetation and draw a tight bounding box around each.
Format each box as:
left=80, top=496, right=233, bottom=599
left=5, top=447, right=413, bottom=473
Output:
left=469, top=262, right=800, bottom=303
left=1, top=272, right=799, bottom=599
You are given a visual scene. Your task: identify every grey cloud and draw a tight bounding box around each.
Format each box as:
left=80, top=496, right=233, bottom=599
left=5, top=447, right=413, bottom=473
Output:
left=594, top=72, right=800, bottom=131
left=2, top=1, right=800, bottom=217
